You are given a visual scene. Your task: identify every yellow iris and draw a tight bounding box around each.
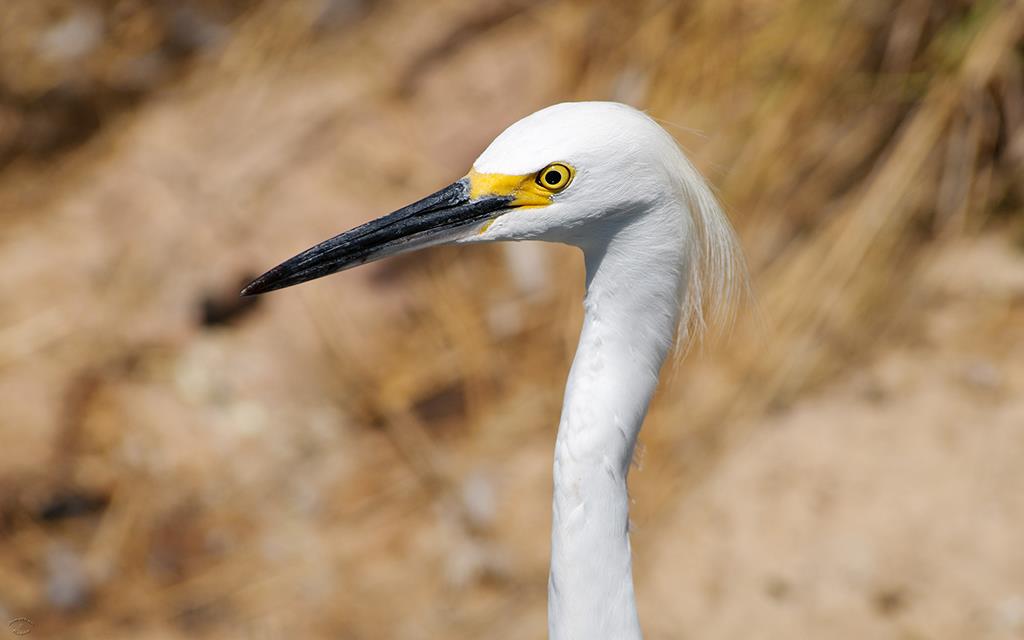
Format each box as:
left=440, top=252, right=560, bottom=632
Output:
left=536, top=163, right=573, bottom=191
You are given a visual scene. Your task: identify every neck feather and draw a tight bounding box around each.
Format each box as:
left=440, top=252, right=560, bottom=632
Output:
left=548, top=207, right=684, bottom=640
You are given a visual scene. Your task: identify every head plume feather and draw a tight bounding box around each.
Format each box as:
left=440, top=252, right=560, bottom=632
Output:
left=666, top=136, right=749, bottom=353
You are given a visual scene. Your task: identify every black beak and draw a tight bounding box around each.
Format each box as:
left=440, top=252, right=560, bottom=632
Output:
left=241, top=179, right=511, bottom=296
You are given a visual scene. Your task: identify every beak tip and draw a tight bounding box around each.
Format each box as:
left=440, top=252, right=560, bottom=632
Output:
left=240, top=278, right=269, bottom=297
left=237, top=179, right=491, bottom=299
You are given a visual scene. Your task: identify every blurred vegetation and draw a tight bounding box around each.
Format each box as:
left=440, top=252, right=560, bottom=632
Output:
left=0, top=0, right=1021, bottom=639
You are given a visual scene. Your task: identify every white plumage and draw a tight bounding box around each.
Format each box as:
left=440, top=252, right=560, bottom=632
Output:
left=472, top=103, right=744, bottom=638
left=468, top=102, right=744, bottom=349
left=245, top=101, right=747, bottom=639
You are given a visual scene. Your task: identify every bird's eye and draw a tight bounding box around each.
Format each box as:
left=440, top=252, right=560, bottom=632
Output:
left=536, top=163, right=573, bottom=192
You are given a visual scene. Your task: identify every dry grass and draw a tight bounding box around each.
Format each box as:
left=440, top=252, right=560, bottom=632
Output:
left=0, top=0, right=1022, bottom=638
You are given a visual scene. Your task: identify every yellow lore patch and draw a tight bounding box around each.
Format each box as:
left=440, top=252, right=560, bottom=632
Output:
left=467, top=163, right=575, bottom=234
left=467, top=170, right=554, bottom=209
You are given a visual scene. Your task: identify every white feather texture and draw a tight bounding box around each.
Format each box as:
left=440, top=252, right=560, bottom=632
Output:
left=468, top=101, right=745, bottom=351
left=671, top=141, right=747, bottom=349
left=244, top=102, right=746, bottom=639
left=464, top=102, right=747, bottom=639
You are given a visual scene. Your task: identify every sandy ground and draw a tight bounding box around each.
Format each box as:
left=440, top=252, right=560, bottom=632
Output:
left=641, top=237, right=1024, bottom=640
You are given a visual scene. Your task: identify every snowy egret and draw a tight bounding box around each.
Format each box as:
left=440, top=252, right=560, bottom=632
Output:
left=243, top=101, right=745, bottom=639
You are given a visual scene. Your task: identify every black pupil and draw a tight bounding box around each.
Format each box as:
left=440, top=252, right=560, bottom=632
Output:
left=544, top=170, right=562, bottom=186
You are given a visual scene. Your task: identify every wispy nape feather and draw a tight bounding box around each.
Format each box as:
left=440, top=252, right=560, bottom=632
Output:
left=670, top=143, right=750, bottom=354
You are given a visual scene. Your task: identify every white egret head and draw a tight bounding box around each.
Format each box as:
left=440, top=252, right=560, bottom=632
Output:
left=243, top=101, right=742, bottom=344
left=466, top=102, right=685, bottom=244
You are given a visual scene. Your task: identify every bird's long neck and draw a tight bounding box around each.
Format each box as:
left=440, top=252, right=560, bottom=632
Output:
left=549, top=210, right=684, bottom=640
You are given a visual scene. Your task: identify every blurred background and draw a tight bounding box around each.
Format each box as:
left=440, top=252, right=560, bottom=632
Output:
left=0, top=0, right=1022, bottom=638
